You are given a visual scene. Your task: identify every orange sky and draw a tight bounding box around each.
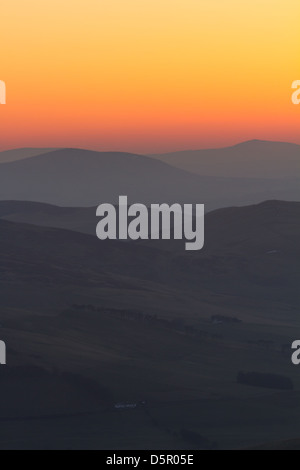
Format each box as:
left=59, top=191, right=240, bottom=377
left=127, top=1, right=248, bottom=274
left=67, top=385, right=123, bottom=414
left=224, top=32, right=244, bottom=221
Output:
left=1, top=0, right=299, bottom=153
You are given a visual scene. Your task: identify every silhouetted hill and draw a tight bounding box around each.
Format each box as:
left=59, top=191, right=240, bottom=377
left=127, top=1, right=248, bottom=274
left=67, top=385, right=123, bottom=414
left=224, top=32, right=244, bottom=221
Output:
left=151, top=140, right=300, bottom=179
left=171, top=200, right=300, bottom=312
left=0, top=148, right=299, bottom=209
left=0, top=201, right=96, bottom=235
left=0, top=200, right=299, bottom=317
left=0, top=148, right=58, bottom=164
left=205, top=200, right=300, bottom=252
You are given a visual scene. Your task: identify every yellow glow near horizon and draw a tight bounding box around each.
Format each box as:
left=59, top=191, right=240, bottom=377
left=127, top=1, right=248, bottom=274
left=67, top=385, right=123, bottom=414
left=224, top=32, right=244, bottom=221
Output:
left=1, top=0, right=299, bottom=152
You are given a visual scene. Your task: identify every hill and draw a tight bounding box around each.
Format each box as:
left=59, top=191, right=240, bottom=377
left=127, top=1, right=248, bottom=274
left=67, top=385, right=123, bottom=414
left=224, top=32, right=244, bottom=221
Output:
left=150, top=140, right=300, bottom=179
left=0, top=148, right=299, bottom=210
left=251, top=439, right=300, bottom=450
left=0, top=148, right=58, bottom=164
left=0, top=201, right=96, bottom=235
left=1, top=200, right=300, bottom=449
left=0, top=200, right=299, bottom=324
left=0, top=200, right=299, bottom=316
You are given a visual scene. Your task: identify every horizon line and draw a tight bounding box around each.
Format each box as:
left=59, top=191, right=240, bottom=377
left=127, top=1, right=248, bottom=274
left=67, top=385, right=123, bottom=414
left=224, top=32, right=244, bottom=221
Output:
left=0, top=138, right=299, bottom=156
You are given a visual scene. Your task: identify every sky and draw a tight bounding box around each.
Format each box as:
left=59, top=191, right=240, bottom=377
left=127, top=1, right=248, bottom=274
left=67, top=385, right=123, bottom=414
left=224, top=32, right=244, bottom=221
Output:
left=0, top=0, right=299, bottom=153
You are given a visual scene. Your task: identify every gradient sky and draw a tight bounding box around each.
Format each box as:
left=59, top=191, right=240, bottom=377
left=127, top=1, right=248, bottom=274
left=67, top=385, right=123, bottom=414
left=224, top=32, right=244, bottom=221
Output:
left=1, top=0, right=299, bottom=153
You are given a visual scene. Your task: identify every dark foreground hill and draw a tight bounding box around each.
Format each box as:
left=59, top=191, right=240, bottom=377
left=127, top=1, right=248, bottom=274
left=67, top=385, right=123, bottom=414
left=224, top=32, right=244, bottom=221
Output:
left=251, top=439, right=300, bottom=450
left=0, top=200, right=299, bottom=316
left=0, top=200, right=300, bottom=449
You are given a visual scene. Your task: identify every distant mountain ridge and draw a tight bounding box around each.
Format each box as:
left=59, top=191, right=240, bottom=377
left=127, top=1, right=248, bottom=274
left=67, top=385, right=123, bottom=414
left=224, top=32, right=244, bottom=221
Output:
left=0, top=148, right=59, bottom=164
left=150, top=140, right=300, bottom=179
left=0, top=146, right=299, bottom=210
